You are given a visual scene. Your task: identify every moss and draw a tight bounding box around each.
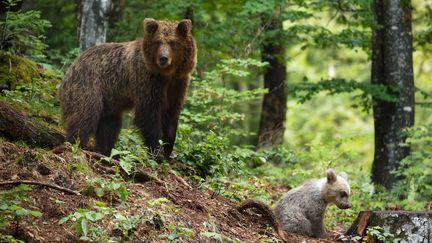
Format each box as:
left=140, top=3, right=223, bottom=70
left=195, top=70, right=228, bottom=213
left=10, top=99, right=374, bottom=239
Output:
left=0, top=51, right=40, bottom=89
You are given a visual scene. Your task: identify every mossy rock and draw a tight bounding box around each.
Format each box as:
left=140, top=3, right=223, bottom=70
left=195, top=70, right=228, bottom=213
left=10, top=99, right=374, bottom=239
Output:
left=0, top=51, right=40, bottom=89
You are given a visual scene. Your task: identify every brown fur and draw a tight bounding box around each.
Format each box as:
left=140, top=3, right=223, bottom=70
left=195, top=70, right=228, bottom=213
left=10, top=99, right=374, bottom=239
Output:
left=238, top=169, right=351, bottom=239
left=59, top=19, right=197, bottom=158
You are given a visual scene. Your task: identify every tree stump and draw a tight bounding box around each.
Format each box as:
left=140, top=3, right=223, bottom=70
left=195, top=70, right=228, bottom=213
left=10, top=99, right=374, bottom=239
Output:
left=346, top=211, right=432, bottom=242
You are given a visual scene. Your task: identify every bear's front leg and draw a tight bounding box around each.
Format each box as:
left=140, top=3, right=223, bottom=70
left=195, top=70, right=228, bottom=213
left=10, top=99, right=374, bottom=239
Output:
left=162, top=107, right=181, bottom=159
left=163, top=78, right=189, bottom=159
left=311, top=218, right=328, bottom=238
left=134, top=101, right=166, bottom=161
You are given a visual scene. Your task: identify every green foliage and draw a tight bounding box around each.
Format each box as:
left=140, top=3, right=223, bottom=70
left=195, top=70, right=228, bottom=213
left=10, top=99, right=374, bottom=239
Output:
left=0, top=185, right=41, bottom=230
left=112, top=213, right=142, bottom=240
left=0, top=234, right=25, bottom=243
left=290, top=77, right=398, bottom=112
left=0, top=0, right=51, bottom=58
left=59, top=202, right=110, bottom=241
left=146, top=197, right=170, bottom=209
left=201, top=231, right=225, bottom=242
left=0, top=52, right=62, bottom=121
left=367, top=226, right=402, bottom=242
left=392, top=124, right=432, bottom=201
left=82, top=176, right=128, bottom=204
left=112, top=129, right=159, bottom=171
left=164, top=223, right=194, bottom=241
left=176, top=58, right=267, bottom=178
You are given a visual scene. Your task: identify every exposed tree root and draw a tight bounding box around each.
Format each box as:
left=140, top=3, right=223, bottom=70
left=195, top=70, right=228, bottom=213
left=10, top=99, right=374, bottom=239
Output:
left=0, top=180, right=80, bottom=195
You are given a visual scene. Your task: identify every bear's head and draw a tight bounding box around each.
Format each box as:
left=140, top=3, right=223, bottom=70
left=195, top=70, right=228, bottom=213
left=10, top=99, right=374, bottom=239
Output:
left=142, top=18, right=197, bottom=76
left=321, top=169, right=351, bottom=209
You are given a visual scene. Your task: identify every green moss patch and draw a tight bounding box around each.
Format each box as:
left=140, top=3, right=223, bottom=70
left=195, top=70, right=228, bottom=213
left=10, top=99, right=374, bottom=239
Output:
left=0, top=51, right=40, bottom=89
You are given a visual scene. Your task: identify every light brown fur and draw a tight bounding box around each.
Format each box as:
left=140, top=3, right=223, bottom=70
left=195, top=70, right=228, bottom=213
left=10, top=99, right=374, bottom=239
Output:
left=59, top=19, right=197, bottom=159
left=238, top=169, right=351, bottom=240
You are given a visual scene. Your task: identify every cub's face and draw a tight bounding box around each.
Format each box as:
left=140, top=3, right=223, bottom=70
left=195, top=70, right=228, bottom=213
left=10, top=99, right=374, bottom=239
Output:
left=143, top=18, right=195, bottom=74
left=322, top=169, right=351, bottom=209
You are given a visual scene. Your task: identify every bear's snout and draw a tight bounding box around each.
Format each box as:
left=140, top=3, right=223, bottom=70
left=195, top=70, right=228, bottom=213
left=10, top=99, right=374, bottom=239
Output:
left=157, top=44, right=172, bottom=68
left=159, top=56, right=169, bottom=65
left=338, top=202, right=351, bottom=209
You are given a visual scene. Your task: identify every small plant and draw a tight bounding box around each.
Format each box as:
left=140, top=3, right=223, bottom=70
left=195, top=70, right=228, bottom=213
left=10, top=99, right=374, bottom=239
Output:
left=0, top=185, right=42, bottom=234
left=112, top=213, right=142, bottom=239
left=113, top=129, right=158, bottom=171
left=147, top=197, right=171, bottom=208
left=366, top=226, right=401, bottom=242
left=164, top=223, right=194, bottom=241
left=59, top=202, right=110, bottom=241
left=201, top=231, right=226, bottom=242
left=82, top=176, right=128, bottom=204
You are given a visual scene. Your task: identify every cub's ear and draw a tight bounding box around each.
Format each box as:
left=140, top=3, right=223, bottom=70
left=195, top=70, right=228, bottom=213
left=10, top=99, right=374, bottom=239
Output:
left=177, top=19, right=192, bottom=36
left=338, top=172, right=348, bottom=181
left=326, top=169, right=337, bottom=184
left=144, top=18, right=158, bottom=35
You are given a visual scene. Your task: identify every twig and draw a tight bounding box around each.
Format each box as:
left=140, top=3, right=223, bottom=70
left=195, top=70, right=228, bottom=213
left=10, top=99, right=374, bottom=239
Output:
left=0, top=180, right=80, bottom=195
left=82, top=150, right=120, bottom=166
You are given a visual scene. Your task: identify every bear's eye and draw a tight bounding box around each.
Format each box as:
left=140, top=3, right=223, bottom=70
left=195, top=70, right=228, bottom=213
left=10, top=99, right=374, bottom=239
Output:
left=169, top=41, right=176, bottom=48
left=340, top=191, right=348, bottom=198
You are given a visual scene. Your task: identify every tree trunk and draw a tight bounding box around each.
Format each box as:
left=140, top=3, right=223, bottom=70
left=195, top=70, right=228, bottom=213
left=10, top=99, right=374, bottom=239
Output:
left=108, top=0, right=124, bottom=24
left=77, top=0, right=113, bottom=51
left=0, top=102, right=65, bottom=148
left=256, top=15, right=287, bottom=150
left=371, top=0, right=414, bottom=189
left=346, top=211, right=432, bottom=242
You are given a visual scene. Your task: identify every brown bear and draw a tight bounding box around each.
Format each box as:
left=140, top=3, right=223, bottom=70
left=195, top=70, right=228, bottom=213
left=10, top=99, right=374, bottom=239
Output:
left=59, top=18, right=197, bottom=159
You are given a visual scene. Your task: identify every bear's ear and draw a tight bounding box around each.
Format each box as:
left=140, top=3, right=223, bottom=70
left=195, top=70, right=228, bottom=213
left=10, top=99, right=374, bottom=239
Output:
left=338, top=172, right=348, bottom=181
left=326, top=169, right=337, bottom=184
left=177, top=19, right=192, bottom=36
left=144, top=18, right=158, bottom=35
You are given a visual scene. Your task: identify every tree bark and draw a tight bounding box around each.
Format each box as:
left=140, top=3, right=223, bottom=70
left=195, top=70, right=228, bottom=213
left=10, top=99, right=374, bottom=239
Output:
left=371, top=0, right=414, bottom=188
left=346, top=211, right=432, bottom=242
left=0, top=102, right=65, bottom=148
left=77, top=0, right=113, bottom=51
left=256, top=14, right=287, bottom=150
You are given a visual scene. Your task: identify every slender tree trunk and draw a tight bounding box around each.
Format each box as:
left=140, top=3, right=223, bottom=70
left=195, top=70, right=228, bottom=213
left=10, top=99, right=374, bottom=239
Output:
left=371, top=0, right=414, bottom=189
left=108, top=0, right=124, bottom=24
left=78, top=0, right=113, bottom=51
left=256, top=15, right=287, bottom=150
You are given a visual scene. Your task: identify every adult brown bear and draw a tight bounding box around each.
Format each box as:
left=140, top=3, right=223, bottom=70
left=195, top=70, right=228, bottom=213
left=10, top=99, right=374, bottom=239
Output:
left=59, top=18, right=197, bottom=160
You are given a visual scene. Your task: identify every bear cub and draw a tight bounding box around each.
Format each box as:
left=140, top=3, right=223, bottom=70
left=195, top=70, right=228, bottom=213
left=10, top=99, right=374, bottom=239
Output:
left=59, top=19, right=197, bottom=160
left=238, top=169, right=351, bottom=240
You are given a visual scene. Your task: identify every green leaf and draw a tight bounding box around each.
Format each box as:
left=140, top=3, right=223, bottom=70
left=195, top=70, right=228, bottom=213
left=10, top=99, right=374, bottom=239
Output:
left=29, top=210, right=42, bottom=217
left=119, top=157, right=133, bottom=175
left=80, top=219, right=88, bottom=236
left=116, top=186, right=128, bottom=202
left=86, top=211, right=104, bottom=222
left=201, top=231, right=223, bottom=241
left=168, top=228, right=179, bottom=241
left=58, top=215, right=71, bottom=225
left=95, top=188, right=104, bottom=197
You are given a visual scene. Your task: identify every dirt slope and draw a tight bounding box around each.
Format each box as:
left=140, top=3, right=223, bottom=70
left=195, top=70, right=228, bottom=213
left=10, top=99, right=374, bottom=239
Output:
left=0, top=140, right=344, bottom=242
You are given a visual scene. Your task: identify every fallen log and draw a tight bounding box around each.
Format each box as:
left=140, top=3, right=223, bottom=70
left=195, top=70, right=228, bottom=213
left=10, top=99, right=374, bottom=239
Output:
left=0, top=101, right=65, bottom=148
left=346, top=211, right=432, bottom=242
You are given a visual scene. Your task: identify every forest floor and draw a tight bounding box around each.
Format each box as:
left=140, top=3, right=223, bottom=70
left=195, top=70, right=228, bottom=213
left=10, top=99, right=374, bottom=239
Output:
left=0, top=139, right=349, bottom=242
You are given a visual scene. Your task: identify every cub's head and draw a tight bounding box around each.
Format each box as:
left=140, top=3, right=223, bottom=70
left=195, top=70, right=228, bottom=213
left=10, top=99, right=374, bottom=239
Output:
left=142, top=18, right=197, bottom=76
left=322, top=169, right=351, bottom=209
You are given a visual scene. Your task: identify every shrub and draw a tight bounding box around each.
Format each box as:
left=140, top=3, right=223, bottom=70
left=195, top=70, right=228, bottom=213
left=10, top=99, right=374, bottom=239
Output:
left=0, top=0, right=51, bottom=58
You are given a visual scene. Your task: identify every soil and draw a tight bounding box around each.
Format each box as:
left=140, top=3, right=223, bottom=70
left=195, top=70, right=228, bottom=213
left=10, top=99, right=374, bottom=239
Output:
left=0, top=140, right=348, bottom=242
